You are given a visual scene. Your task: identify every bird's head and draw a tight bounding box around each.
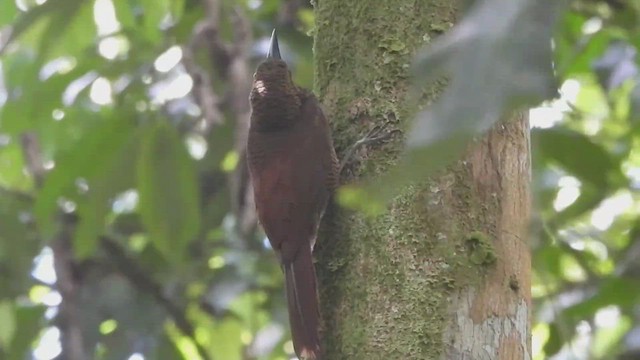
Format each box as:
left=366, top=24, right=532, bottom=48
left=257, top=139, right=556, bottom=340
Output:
left=253, top=29, right=295, bottom=97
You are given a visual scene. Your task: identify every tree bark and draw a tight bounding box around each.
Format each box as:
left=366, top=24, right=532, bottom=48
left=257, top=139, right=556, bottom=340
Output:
left=314, top=1, right=531, bottom=359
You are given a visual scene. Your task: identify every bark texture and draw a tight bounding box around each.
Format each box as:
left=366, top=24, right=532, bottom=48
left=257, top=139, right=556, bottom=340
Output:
left=313, top=1, right=531, bottom=359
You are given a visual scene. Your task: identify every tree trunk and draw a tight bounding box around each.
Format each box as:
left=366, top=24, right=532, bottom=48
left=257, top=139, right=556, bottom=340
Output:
left=314, top=1, right=532, bottom=359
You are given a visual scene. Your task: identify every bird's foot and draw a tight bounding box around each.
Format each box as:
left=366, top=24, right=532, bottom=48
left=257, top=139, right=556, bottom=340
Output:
left=338, top=121, right=400, bottom=174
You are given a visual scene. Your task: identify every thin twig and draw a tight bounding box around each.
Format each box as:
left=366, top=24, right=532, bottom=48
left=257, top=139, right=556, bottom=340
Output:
left=20, top=132, right=88, bottom=360
left=100, top=237, right=212, bottom=360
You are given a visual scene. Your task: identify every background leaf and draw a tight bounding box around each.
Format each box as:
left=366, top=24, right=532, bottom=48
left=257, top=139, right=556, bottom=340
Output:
left=137, top=121, right=201, bottom=261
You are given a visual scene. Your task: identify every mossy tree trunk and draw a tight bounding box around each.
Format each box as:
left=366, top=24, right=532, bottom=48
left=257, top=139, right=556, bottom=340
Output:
left=314, top=1, right=532, bottom=359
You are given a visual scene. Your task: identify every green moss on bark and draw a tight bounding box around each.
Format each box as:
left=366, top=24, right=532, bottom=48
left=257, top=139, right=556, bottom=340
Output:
left=313, top=0, right=500, bottom=359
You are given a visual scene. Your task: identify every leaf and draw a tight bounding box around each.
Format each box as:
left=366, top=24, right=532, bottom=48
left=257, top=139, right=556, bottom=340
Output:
left=137, top=121, right=201, bottom=261
left=74, top=129, right=139, bottom=258
left=155, top=333, right=185, bottom=360
left=1, top=55, right=98, bottom=135
left=34, top=112, right=135, bottom=238
left=533, top=128, right=619, bottom=189
left=553, top=12, right=612, bottom=77
left=7, top=305, right=45, bottom=359
left=0, top=0, right=18, bottom=28
left=533, top=127, right=622, bottom=225
left=543, top=322, right=563, bottom=357
left=0, top=143, right=32, bottom=191
left=564, top=278, right=640, bottom=320
left=374, top=0, right=563, bottom=200
left=0, top=0, right=87, bottom=59
left=630, top=79, right=640, bottom=122
left=137, top=0, right=170, bottom=44
left=41, top=0, right=96, bottom=61
left=0, top=301, right=16, bottom=348
left=0, top=190, right=39, bottom=300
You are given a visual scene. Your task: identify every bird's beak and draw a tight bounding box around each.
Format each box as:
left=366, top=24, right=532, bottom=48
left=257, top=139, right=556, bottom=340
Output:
left=267, top=29, right=281, bottom=59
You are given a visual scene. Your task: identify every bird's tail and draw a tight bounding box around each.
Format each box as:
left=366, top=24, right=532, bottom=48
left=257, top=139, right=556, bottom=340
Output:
left=284, top=247, right=321, bottom=360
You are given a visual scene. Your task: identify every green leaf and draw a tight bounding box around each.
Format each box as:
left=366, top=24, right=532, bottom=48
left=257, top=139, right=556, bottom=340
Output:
left=137, top=0, right=170, bottom=44
left=1, top=56, right=97, bottom=135
left=155, top=333, right=185, bottom=360
left=0, top=0, right=87, bottom=59
left=137, top=121, right=201, bottom=261
left=112, top=0, right=137, bottom=30
left=74, top=129, right=139, bottom=258
left=564, top=278, right=640, bottom=319
left=543, top=322, right=563, bottom=356
left=631, top=80, right=640, bottom=122
left=375, top=0, right=563, bottom=200
left=34, top=112, right=135, bottom=238
left=0, top=190, right=39, bottom=300
left=533, top=127, right=623, bottom=225
left=534, top=128, right=618, bottom=189
left=553, top=12, right=613, bottom=77
left=210, top=319, right=243, bottom=360
left=0, top=0, right=18, bottom=28
left=171, top=0, right=185, bottom=22
left=41, top=0, right=96, bottom=61
left=0, top=301, right=16, bottom=348
left=7, top=305, right=45, bottom=359
left=0, top=143, right=33, bottom=191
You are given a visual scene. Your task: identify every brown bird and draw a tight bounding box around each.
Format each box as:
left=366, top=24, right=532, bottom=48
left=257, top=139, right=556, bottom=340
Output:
left=247, top=30, right=338, bottom=360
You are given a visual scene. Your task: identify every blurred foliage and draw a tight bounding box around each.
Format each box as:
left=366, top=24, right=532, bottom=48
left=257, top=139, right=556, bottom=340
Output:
left=0, top=0, right=316, bottom=358
left=0, top=0, right=639, bottom=359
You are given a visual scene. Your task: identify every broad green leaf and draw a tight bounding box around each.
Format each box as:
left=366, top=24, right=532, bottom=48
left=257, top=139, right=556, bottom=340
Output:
left=41, top=0, right=96, bottom=61
left=209, top=319, right=243, bottom=360
left=171, top=0, right=185, bottom=22
left=0, top=0, right=18, bottom=28
left=0, top=143, right=32, bottom=191
left=543, top=322, right=563, bottom=357
left=34, top=111, right=135, bottom=237
left=630, top=80, right=640, bottom=122
left=137, top=121, right=201, bottom=261
left=0, top=0, right=86, bottom=59
left=533, top=128, right=623, bottom=225
left=0, top=301, right=16, bottom=348
left=1, top=57, right=96, bottom=135
left=564, top=278, right=640, bottom=320
left=7, top=305, right=46, bottom=359
left=0, top=190, right=39, bottom=300
left=534, top=128, right=619, bottom=189
left=137, top=0, right=170, bottom=44
left=372, top=0, right=562, bottom=201
left=74, top=129, right=139, bottom=258
left=553, top=12, right=612, bottom=77
left=155, top=333, right=186, bottom=360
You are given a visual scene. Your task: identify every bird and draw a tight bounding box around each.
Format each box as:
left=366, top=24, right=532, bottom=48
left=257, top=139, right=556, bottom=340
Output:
left=247, top=29, right=338, bottom=360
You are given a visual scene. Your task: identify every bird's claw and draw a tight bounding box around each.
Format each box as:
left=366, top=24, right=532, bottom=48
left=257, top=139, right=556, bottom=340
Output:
left=339, top=121, right=400, bottom=174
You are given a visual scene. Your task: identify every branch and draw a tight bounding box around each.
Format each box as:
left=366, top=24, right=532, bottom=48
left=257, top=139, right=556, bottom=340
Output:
left=100, top=237, right=212, bottom=360
left=184, top=0, right=257, bottom=238
left=20, top=132, right=88, bottom=360
left=182, top=24, right=224, bottom=131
